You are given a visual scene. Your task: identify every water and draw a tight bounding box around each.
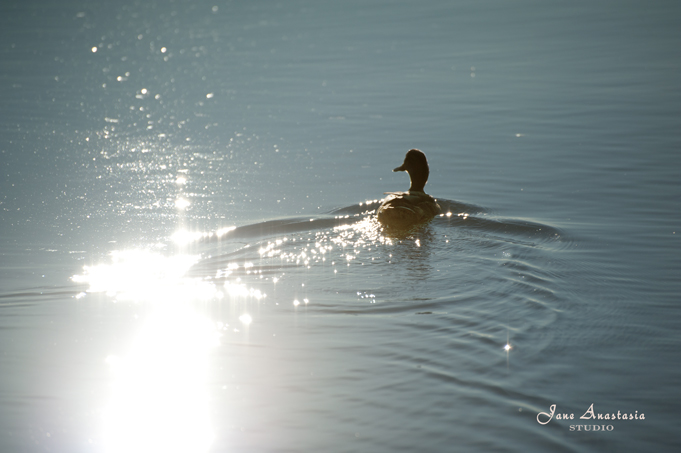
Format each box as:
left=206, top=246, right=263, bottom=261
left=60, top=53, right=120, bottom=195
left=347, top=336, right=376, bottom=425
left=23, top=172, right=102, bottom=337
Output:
left=1, top=0, right=680, bottom=451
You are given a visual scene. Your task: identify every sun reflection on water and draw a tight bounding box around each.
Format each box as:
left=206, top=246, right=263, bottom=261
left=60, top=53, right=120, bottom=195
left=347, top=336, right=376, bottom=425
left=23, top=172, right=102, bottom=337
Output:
left=72, top=249, right=213, bottom=302
left=102, top=306, right=217, bottom=453
left=72, top=248, right=266, bottom=452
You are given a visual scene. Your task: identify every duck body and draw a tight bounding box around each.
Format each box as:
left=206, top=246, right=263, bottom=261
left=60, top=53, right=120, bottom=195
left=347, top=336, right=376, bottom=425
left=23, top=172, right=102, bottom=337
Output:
left=377, top=190, right=441, bottom=228
left=377, top=149, right=441, bottom=228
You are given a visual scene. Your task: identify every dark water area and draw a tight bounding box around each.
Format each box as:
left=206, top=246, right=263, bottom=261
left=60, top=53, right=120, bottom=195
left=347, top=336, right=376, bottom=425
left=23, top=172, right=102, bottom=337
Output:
left=1, top=0, right=680, bottom=452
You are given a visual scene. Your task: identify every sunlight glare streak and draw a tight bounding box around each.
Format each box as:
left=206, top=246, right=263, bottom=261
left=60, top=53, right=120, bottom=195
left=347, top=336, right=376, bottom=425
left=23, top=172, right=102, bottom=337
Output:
left=102, top=307, right=217, bottom=453
left=70, top=248, right=270, bottom=451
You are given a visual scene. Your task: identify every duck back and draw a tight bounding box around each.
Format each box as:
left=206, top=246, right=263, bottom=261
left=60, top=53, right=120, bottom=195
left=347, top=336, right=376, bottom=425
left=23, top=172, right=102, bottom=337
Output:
left=377, top=192, right=441, bottom=228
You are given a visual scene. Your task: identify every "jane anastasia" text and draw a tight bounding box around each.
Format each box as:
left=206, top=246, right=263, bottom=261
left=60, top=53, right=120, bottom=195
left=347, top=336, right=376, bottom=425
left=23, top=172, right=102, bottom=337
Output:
left=537, top=403, right=644, bottom=425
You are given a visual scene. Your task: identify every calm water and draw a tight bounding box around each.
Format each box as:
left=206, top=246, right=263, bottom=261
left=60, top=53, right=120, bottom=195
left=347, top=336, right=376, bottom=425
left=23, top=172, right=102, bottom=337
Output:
left=1, top=0, right=680, bottom=452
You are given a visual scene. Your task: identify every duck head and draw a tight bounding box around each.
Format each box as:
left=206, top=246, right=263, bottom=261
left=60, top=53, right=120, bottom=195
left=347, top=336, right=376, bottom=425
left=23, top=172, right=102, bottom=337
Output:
left=393, top=148, right=430, bottom=192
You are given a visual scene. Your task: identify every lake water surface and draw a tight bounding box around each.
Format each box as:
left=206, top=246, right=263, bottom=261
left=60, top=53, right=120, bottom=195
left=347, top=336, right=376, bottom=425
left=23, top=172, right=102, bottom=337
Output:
left=1, top=1, right=680, bottom=452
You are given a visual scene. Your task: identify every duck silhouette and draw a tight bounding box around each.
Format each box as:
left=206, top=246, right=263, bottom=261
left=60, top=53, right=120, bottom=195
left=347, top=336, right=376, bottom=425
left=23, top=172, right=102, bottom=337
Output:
left=377, top=149, right=441, bottom=228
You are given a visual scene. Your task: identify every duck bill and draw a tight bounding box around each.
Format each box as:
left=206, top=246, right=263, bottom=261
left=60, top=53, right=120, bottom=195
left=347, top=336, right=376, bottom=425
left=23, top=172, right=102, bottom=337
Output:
left=393, top=164, right=406, bottom=172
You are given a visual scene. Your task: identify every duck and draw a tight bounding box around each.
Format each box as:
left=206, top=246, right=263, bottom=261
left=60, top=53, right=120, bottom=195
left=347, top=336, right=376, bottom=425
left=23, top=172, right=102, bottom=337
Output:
left=377, top=149, right=441, bottom=228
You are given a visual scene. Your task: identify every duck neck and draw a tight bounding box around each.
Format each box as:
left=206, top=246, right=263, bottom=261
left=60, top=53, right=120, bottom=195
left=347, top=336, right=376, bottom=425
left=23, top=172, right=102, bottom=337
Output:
left=408, top=174, right=427, bottom=193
